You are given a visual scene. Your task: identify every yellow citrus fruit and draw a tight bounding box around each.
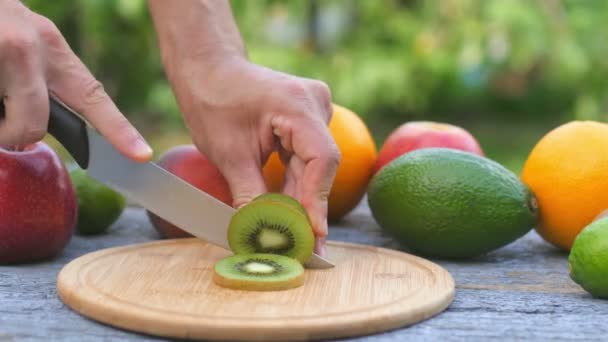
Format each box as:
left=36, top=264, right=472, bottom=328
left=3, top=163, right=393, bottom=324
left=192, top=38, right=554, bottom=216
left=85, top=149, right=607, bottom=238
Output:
left=521, top=121, right=608, bottom=250
left=263, top=104, right=377, bottom=221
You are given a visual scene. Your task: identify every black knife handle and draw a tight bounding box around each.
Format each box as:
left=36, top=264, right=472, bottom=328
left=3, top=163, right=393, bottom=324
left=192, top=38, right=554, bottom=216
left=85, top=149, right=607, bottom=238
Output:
left=48, top=97, right=90, bottom=169
left=0, top=97, right=89, bottom=169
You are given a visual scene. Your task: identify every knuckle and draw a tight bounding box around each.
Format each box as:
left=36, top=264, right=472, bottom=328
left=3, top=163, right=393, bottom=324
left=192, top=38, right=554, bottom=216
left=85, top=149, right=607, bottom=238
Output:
left=283, top=79, right=309, bottom=100
left=1, top=31, right=38, bottom=56
left=313, top=150, right=342, bottom=183
left=325, top=107, right=334, bottom=124
left=279, top=79, right=333, bottom=123
left=310, top=81, right=333, bottom=122
left=311, top=80, right=332, bottom=103
left=272, top=115, right=293, bottom=133
left=326, top=142, right=342, bottom=167
left=80, top=78, right=109, bottom=106
left=35, top=16, right=62, bottom=46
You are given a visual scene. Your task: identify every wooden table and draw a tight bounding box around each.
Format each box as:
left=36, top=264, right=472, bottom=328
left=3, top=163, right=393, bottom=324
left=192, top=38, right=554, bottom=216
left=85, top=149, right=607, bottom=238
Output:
left=1, top=202, right=606, bottom=341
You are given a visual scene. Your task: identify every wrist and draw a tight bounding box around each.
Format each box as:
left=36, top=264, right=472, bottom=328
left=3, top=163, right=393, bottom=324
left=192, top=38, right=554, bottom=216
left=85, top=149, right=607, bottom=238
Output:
left=148, top=0, right=247, bottom=72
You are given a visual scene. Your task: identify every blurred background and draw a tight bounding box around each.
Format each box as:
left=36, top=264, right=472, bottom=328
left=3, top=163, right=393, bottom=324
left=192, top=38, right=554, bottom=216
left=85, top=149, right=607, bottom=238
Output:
left=25, top=0, right=608, bottom=173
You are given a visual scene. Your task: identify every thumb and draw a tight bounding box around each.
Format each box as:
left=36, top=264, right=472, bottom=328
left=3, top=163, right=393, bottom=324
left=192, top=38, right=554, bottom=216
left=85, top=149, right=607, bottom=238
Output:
left=219, top=159, right=267, bottom=209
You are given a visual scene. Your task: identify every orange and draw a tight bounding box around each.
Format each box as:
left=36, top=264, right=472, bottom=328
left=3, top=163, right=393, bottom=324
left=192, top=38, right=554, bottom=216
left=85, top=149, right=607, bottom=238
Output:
left=263, top=104, right=377, bottom=221
left=521, top=121, right=608, bottom=250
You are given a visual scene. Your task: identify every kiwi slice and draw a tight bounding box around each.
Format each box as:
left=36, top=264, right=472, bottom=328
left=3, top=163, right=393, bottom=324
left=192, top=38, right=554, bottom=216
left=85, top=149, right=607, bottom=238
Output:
left=253, top=193, right=308, bottom=218
left=213, top=253, right=304, bottom=291
left=228, top=199, right=314, bottom=264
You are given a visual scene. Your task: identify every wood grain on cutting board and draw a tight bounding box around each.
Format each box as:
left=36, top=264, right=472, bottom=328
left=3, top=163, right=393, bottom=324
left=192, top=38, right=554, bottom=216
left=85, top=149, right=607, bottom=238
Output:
left=57, top=239, right=454, bottom=341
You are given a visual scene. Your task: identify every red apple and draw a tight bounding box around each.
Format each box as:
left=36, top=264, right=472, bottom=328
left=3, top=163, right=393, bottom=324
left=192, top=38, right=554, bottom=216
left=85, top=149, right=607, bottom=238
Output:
left=146, top=145, right=232, bottom=238
left=0, top=142, right=77, bottom=264
left=374, top=121, right=484, bottom=173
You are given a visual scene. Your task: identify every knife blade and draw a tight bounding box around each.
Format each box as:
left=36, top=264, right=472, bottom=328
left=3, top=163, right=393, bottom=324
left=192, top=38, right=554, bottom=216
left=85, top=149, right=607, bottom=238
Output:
left=86, top=127, right=236, bottom=250
left=0, top=97, right=334, bottom=269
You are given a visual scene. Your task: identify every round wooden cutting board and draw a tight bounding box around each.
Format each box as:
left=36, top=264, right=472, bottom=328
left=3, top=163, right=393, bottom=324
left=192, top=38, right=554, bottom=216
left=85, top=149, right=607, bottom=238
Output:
left=57, top=239, right=455, bottom=341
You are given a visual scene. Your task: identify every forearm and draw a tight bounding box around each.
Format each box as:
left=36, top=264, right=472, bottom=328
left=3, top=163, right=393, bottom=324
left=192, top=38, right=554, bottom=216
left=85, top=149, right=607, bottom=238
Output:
left=147, top=0, right=246, bottom=70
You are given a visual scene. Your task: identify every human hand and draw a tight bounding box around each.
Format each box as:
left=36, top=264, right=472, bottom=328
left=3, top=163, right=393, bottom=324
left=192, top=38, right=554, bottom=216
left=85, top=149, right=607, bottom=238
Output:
left=166, top=57, right=340, bottom=256
left=0, top=0, right=151, bottom=160
left=148, top=0, right=340, bottom=255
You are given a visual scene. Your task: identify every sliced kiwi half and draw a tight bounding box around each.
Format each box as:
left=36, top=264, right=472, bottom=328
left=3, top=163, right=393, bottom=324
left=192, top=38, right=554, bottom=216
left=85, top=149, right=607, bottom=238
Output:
left=228, top=197, right=314, bottom=264
left=252, top=193, right=308, bottom=218
left=213, top=253, right=305, bottom=291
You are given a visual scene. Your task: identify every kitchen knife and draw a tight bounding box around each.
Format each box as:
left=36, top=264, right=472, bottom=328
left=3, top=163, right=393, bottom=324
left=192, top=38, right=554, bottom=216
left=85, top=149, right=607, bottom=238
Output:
left=0, top=97, right=334, bottom=269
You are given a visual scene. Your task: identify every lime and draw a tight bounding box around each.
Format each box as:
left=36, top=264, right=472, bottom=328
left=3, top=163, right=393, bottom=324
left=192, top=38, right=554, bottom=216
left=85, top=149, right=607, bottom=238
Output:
left=70, top=169, right=126, bottom=235
left=568, top=216, right=608, bottom=299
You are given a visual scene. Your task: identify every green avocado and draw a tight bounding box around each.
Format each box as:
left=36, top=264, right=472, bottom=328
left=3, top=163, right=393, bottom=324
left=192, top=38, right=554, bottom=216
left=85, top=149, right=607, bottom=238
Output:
left=367, top=148, right=538, bottom=259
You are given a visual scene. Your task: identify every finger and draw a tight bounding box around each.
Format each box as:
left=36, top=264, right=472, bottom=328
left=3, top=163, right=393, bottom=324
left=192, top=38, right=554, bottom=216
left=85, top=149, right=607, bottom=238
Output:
left=272, top=116, right=294, bottom=152
left=51, top=73, right=152, bottom=162
left=0, top=36, right=49, bottom=147
left=282, top=155, right=327, bottom=256
left=314, top=236, right=327, bottom=258
left=307, top=79, right=333, bottom=124
left=218, top=158, right=268, bottom=209
left=279, top=78, right=333, bottom=124
left=297, top=154, right=337, bottom=237
left=281, top=156, right=299, bottom=199
left=278, top=149, right=298, bottom=196
left=0, top=81, right=49, bottom=147
left=272, top=115, right=340, bottom=237
left=43, top=32, right=152, bottom=162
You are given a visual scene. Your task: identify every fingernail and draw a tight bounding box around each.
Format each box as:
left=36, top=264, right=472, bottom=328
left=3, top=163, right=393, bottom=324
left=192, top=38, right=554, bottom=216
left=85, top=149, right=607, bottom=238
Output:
left=134, top=137, right=153, bottom=159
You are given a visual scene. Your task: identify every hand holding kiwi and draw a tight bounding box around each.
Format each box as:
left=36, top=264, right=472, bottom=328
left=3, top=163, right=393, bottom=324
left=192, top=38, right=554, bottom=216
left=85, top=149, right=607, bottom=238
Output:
left=213, top=193, right=316, bottom=291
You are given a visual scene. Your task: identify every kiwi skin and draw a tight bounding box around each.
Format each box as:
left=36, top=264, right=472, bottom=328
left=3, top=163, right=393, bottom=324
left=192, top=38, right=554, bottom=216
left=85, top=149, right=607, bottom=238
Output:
left=253, top=193, right=308, bottom=218
left=228, top=199, right=315, bottom=264
left=213, top=253, right=305, bottom=291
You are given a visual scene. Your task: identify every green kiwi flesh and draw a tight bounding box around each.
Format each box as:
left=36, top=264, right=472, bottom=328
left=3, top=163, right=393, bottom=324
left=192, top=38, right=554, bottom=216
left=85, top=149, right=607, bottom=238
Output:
left=228, top=199, right=314, bottom=264
left=213, top=253, right=304, bottom=291
left=253, top=193, right=308, bottom=218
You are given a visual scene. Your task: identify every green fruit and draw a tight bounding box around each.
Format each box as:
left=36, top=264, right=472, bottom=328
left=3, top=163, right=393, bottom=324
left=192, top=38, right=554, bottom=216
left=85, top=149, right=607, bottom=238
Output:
left=70, top=169, right=126, bottom=235
left=228, top=199, right=314, bottom=264
left=213, top=253, right=305, bottom=291
left=367, top=148, right=538, bottom=259
left=569, top=217, right=608, bottom=299
left=253, top=193, right=308, bottom=217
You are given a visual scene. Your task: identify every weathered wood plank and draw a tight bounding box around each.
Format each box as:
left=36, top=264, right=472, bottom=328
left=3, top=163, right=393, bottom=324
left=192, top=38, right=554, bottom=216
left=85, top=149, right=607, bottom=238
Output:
left=1, top=202, right=606, bottom=341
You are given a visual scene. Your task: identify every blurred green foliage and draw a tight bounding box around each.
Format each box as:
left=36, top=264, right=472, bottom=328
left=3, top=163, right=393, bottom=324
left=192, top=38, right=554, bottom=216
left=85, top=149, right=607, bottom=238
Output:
left=24, top=0, right=608, bottom=170
left=234, top=0, right=608, bottom=124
